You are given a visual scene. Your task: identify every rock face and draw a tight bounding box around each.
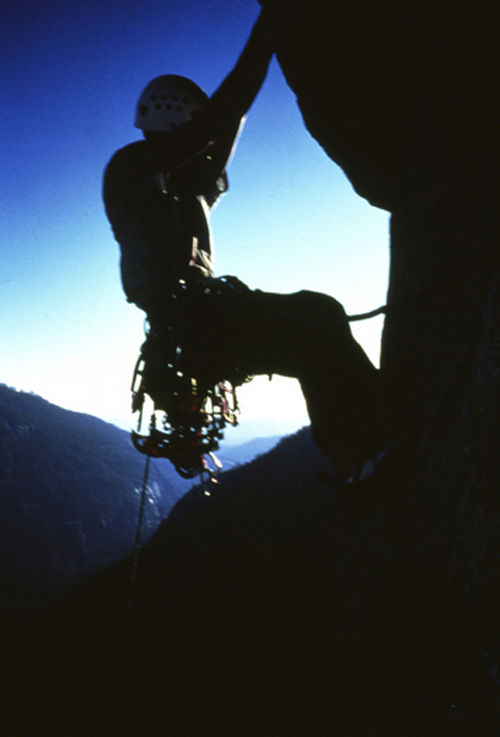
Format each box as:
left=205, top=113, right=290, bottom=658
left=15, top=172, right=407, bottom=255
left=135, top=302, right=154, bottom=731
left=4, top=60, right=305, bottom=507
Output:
left=265, top=0, right=497, bottom=213
left=264, top=0, right=499, bottom=731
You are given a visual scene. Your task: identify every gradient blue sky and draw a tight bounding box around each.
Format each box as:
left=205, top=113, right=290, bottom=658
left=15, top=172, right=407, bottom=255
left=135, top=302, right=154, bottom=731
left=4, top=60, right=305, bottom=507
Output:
left=2, top=0, right=389, bottom=441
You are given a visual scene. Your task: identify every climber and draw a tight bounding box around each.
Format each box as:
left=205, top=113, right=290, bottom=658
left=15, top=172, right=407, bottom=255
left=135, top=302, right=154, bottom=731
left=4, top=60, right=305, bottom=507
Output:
left=103, top=9, right=274, bottom=330
left=102, top=11, right=274, bottom=477
left=103, top=7, right=391, bottom=482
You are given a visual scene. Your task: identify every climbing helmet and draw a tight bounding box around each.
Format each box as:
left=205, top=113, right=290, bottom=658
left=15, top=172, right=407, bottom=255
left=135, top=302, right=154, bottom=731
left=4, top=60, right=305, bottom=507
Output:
left=134, top=75, right=208, bottom=132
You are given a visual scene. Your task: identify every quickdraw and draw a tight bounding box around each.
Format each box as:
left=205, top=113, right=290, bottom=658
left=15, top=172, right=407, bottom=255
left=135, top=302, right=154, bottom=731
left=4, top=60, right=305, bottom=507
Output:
left=130, top=288, right=241, bottom=480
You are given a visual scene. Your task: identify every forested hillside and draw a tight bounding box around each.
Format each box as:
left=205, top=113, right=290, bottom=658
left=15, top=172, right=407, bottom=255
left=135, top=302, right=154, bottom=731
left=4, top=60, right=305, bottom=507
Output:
left=0, top=385, right=284, bottom=608
left=0, top=385, right=189, bottom=605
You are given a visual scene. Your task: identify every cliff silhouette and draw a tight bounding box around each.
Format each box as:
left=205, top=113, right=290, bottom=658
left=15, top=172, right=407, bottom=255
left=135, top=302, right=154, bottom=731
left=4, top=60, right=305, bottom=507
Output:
left=2, top=2, right=498, bottom=735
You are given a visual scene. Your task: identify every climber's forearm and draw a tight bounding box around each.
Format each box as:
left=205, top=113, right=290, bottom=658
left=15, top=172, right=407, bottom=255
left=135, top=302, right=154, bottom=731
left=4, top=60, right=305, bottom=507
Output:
left=156, top=10, right=273, bottom=176
left=190, top=8, right=273, bottom=177
left=209, top=9, right=274, bottom=121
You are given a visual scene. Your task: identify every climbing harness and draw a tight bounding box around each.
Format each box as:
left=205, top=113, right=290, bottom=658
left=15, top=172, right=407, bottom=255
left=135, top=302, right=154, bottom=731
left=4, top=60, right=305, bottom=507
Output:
left=130, top=279, right=241, bottom=483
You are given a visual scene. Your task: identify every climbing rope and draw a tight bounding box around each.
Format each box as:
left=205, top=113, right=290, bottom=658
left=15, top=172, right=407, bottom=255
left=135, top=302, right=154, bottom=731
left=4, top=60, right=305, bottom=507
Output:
left=347, top=304, right=387, bottom=322
left=127, top=454, right=151, bottom=614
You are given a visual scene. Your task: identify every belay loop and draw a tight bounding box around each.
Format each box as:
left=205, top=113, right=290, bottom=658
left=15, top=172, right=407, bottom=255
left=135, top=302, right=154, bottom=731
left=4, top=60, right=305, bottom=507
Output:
left=130, top=284, right=241, bottom=479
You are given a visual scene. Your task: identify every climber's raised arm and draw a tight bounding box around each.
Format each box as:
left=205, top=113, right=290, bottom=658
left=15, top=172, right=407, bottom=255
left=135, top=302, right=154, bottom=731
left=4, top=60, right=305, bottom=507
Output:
left=209, top=8, right=274, bottom=122
left=157, top=8, right=274, bottom=177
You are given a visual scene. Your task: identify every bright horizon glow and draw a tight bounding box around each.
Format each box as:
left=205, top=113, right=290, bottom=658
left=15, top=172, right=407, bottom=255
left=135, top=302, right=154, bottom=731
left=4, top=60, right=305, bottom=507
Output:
left=2, top=0, right=389, bottom=442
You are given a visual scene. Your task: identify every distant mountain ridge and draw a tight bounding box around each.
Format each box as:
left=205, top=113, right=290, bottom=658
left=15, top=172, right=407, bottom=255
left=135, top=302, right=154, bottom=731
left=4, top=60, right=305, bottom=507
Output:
left=0, top=385, right=286, bottom=607
left=216, top=435, right=283, bottom=469
left=0, top=385, right=186, bottom=604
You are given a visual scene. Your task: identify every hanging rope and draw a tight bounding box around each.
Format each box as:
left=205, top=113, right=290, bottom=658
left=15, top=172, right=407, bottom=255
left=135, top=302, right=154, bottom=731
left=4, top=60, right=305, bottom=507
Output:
left=127, top=454, right=151, bottom=614
left=347, top=304, right=388, bottom=322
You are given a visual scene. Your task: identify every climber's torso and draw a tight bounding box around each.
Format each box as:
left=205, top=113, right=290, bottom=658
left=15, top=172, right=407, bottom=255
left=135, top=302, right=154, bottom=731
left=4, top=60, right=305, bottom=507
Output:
left=103, top=140, right=225, bottom=309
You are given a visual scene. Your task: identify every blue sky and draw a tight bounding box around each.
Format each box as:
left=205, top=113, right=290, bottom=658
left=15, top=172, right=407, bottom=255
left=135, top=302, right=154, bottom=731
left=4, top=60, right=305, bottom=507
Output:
left=1, top=0, right=389, bottom=441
